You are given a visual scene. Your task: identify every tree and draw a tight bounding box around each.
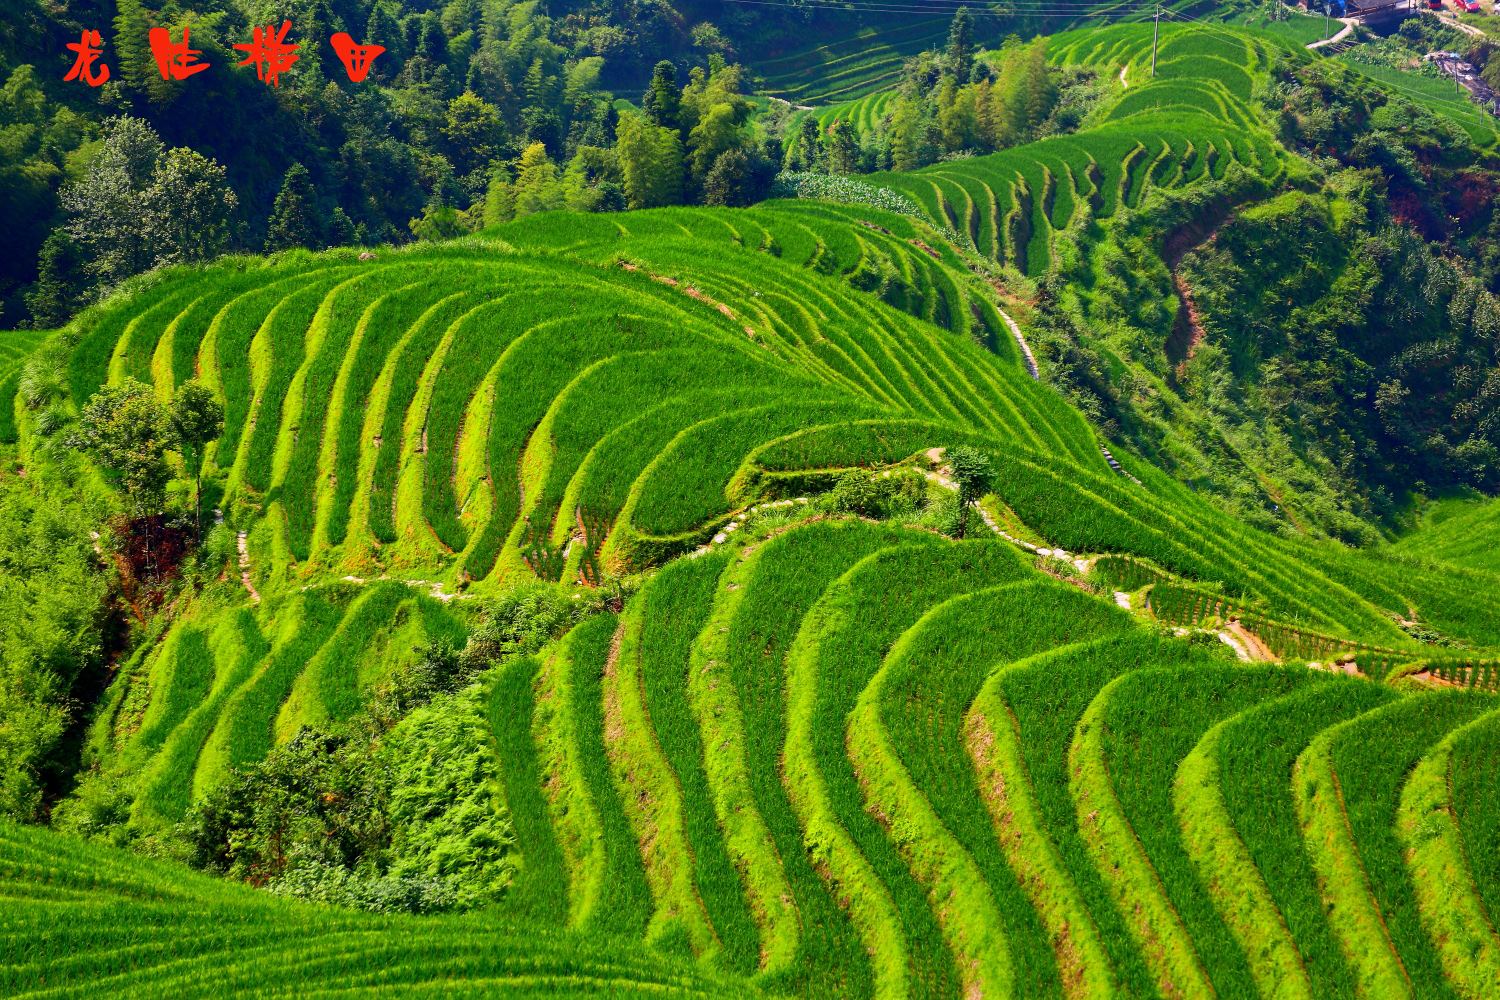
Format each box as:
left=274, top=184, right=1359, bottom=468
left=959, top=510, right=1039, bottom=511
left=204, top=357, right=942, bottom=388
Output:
left=938, top=79, right=979, bottom=152
left=482, top=164, right=516, bottom=226
left=139, top=147, right=238, bottom=268
left=443, top=91, right=504, bottom=177
left=24, top=232, right=87, bottom=330
left=687, top=103, right=744, bottom=187
left=616, top=111, right=683, bottom=209
left=796, top=114, right=824, bottom=172
left=1014, top=40, right=1057, bottom=140
left=642, top=60, right=682, bottom=132
left=61, top=117, right=163, bottom=286
left=948, top=7, right=975, bottom=85
left=169, top=380, right=223, bottom=535
left=827, top=119, right=860, bottom=175
left=364, top=3, right=407, bottom=82
left=264, top=163, right=321, bottom=252
left=513, top=142, right=565, bottom=216
left=702, top=148, right=754, bottom=206
left=408, top=204, right=473, bottom=241
left=328, top=208, right=356, bottom=247
left=71, top=378, right=174, bottom=518
left=889, top=90, right=925, bottom=171
left=946, top=446, right=993, bottom=539
left=564, top=146, right=624, bottom=211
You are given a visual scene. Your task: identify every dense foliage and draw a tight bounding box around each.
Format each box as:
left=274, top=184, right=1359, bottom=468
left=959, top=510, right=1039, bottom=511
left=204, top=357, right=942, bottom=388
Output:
left=180, top=586, right=608, bottom=913
left=1177, top=58, right=1500, bottom=531
left=0, top=464, right=110, bottom=822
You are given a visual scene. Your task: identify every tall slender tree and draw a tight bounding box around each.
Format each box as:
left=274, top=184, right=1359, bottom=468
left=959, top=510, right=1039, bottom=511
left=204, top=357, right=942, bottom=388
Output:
left=264, top=164, right=321, bottom=252
left=642, top=61, right=682, bottom=133
left=947, top=7, right=975, bottom=85
left=169, top=380, right=224, bottom=536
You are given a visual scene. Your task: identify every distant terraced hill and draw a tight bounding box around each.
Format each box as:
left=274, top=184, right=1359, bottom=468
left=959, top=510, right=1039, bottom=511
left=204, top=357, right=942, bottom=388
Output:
left=749, top=16, right=1009, bottom=104
left=849, top=23, right=1301, bottom=277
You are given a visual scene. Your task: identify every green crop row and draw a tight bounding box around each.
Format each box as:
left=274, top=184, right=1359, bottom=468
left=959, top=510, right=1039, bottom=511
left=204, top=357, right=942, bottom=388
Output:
left=521, top=348, right=787, bottom=553
left=81, top=581, right=469, bottom=837
left=486, top=653, right=570, bottom=924
left=1212, top=680, right=1398, bottom=1000
left=195, top=586, right=355, bottom=786
left=749, top=17, right=1005, bottom=104
left=1295, top=692, right=1498, bottom=1000
left=634, top=549, right=760, bottom=977
left=784, top=539, right=1033, bottom=1000
left=0, top=821, right=761, bottom=999
left=1073, top=667, right=1264, bottom=1000
left=1094, top=664, right=1323, bottom=1000
left=1451, top=707, right=1500, bottom=945
left=142, top=608, right=270, bottom=824
left=531, top=613, right=654, bottom=936
left=360, top=290, right=489, bottom=547
left=997, top=635, right=1222, bottom=998
left=694, top=519, right=910, bottom=997
left=317, top=270, right=496, bottom=553
left=605, top=549, right=731, bottom=962
left=1396, top=707, right=1500, bottom=998
left=965, top=639, right=1131, bottom=1000
left=850, top=578, right=1126, bottom=999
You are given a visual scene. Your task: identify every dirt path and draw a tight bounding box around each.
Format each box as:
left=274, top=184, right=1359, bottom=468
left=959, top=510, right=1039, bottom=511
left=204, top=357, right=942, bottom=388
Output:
left=1167, top=273, right=1208, bottom=368
left=994, top=305, right=1040, bottom=380
left=235, top=527, right=261, bottom=603
left=1431, top=10, right=1486, bottom=36
left=1305, top=19, right=1356, bottom=50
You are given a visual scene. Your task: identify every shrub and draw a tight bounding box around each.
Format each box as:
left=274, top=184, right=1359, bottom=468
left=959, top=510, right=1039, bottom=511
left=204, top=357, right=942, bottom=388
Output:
left=820, top=467, right=927, bottom=518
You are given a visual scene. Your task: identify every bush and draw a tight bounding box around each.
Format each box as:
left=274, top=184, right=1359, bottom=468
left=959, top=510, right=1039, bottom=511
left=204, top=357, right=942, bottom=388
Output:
left=820, top=467, right=928, bottom=519
left=185, top=681, right=516, bottom=914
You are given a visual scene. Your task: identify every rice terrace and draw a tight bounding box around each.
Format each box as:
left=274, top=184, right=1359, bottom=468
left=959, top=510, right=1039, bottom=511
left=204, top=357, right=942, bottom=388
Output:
left=4, top=0, right=1500, bottom=996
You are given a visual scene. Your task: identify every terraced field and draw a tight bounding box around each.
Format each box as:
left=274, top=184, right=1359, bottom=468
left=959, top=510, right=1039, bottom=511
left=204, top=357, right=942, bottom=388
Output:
left=846, top=24, right=1299, bottom=277
left=1392, top=497, right=1500, bottom=574
left=809, top=90, right=899, bottom=138
left=0, top=326, right=51, bottom=443
left=0, top=820, right=760, bottom=999
left=16, top=504, right=1500, bottom=997
left=15, top=24, right=1500, bottom=990
left=750, top=17, right=1006, bottom=104
left=1339, top=58, right=1500, bottom=146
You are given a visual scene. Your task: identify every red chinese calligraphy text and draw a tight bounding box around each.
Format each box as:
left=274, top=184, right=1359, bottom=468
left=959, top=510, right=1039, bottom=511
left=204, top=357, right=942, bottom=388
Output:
left=235, top=21, right=300, bottom=87
left=64, top=30, right=110, bottom=87
left=148, top=26, right=209, bottom=81
left=329, top=32, right=384, bottom=83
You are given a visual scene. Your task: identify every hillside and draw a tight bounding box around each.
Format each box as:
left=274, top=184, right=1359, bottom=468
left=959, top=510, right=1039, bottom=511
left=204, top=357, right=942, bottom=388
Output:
left=3, top=8, right=1500, bottom=1000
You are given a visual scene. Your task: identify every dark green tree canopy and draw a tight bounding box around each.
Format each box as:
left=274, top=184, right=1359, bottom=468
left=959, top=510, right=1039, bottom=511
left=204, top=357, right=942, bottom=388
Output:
left=642, top=60, right=682, bottom=133
left=70, top=377, right=175, bottom=517
left=948, top=7, right=975, bottom=84
left=265, top=163, right=322, bottom=253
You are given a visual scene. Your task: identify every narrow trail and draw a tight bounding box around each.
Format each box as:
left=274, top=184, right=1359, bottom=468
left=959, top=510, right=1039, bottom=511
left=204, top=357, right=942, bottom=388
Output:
left=994, top=304, right=1040, bottom=380
left=219, top=507, right=262, bottom=605
left=1170, top=273, right=1207, bottom=366
left=1430, top=10, right=1486, bottom=37
left=1119, top=63, right=1128, bottom=88
left=1099, top=444, right=1143, bottom=485
left=1305, top=19, right=1356, bottom=50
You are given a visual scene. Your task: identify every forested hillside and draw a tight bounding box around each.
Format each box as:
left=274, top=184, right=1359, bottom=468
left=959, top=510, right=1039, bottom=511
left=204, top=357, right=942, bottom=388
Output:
left=3, top=2, right=1500, bottom=999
